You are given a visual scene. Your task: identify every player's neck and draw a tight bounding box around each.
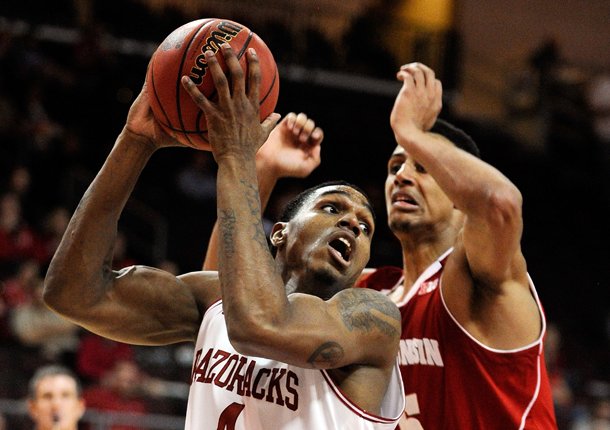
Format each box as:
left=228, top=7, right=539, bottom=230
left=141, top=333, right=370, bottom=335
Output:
left=284, top=269, right=346, bottom=300
left=400, top=236, right=453, bottom=288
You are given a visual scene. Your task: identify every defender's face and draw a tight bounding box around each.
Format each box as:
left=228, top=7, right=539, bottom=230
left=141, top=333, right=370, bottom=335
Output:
left=28, top=375, right=85, bottom=430
left=385, top=145, right=455, bottom=235
left=280, top=185, right=375, bottom=286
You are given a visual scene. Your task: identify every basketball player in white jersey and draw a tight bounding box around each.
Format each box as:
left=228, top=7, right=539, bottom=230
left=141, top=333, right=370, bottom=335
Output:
left=44, top=44, right=404, bottom=429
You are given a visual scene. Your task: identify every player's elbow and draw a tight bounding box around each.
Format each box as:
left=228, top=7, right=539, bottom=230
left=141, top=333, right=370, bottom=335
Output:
left=43, top=271, right=65, bottom=310
left=225, top=315, right=277, bottom=357
left=43, top=271, right=93, bottom=319
left=486, top=183, right=522, bottom=227
left=42, top=274, right=73, bottom=316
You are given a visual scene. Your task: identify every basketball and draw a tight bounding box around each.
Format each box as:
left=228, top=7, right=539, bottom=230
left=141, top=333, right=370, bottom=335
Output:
left=146, top=18, right=280, bottom=150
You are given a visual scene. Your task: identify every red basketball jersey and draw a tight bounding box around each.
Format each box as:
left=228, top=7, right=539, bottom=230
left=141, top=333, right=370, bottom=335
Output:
left=358, top=250, right=557, bottom=430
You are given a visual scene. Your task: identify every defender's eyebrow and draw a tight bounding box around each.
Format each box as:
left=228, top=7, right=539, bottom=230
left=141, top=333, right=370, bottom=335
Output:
left=317, top=189, right=375, bottom=220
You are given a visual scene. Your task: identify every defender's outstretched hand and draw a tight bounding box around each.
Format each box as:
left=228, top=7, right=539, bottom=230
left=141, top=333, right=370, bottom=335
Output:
left=181, top=44, right=280, bottom=162
left=391, top=62, right=442, bottom=136
left=257, top=112, right=323, bottom=179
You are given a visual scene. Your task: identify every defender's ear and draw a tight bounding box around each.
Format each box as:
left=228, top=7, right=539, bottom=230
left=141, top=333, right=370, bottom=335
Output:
left=270, top=222, right=288, bottom=247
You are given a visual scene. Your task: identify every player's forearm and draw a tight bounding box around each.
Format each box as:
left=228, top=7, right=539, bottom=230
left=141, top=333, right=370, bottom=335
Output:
left=215, top=157, right=287, bottom=340
left=255, top=154, right=280, bottom=208
left=44, top=131, right=156, bottom=316
left=396, top=128, right=522, bottom=221
left=202, top=158, right=278, bottom=270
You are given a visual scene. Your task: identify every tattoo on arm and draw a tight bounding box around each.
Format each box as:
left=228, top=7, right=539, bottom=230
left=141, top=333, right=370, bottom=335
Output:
left=239, top=179, right=269, bottom=251
left=339, top=289, right=400, bottom=338
left=307, top=342, right=344, bottom=369
left=219, top=209, right=237, bottom=259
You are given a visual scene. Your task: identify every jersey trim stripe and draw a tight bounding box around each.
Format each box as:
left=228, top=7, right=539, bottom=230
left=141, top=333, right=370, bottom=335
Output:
left=319, top=369, right=400, bottom=424
left=439, top=271, right=547, bottom=353
left=518, top=351, right=544, bottom=430
left=205, top=299, right=223, bottom=315
left=433, top=254, right=548, bottom=428
left=394, top=247, right=453, bottom=308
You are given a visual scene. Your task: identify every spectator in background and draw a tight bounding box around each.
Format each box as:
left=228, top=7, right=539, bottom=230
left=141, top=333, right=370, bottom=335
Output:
left=0, top=260, right=42, bottom=398
left=82, top=358, right=189, bottom=430
left=21, top=82, right=64, bottom=153
left=27, top=364, right=85, bottom=430
left=1, top=259, right=41, bottom=312
left=11, top=278, right=80, bottom=363
left=38, top=206, right=71, bottom=265
left=76, top=333, right=135, bottom=384
left=572, top=396, right=610, bottom=430
left=0, top=193, right=45, bottom=271
left=6, top=164, right=32, bottom=201
left=82, top=359, right=148, bottom=430
left=545, top=322, right=576, bottom=428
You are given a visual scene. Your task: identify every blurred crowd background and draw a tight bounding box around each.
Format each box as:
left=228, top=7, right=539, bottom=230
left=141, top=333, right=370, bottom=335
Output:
left=0, top=0, right=608, bottom=428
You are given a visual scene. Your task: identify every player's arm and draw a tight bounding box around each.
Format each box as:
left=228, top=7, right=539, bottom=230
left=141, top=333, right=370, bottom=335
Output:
left=44, top=85, right=218, bottom=345
left=235, top=288, right=401, bottom=369
left=202, top=112, right=323, bottom=270
left=390, top=63, right=539, bottom=347
left=183, top=45, right=400, bottom=369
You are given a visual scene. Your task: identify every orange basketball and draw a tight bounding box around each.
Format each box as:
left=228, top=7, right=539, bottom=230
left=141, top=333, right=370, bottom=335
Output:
left=146, top=18, right=280, bottom=150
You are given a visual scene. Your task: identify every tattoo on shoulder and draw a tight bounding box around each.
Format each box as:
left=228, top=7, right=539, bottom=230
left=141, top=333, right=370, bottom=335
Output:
left=307, top=341, right=344, bottom=369
left=339, top=289, right=400, bottom=338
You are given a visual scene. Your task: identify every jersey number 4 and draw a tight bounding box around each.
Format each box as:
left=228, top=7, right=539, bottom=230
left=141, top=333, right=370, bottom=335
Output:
left=217, top=403, right=245, bottom=430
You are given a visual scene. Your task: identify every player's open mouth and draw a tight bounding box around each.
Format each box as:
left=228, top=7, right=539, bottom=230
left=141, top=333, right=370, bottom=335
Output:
left=392, top=191, right=419, bottom=208
left=329, top=237, right=352, bottom=266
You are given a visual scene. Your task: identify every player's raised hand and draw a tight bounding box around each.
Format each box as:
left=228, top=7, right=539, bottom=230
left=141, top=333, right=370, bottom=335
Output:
left=181, top=44, right=280, bottom=162
left=391, top=62, right=442, bottom=135
left=256, top=112, right=323, bottom=179
left=123, top=82, right=183, bottom=149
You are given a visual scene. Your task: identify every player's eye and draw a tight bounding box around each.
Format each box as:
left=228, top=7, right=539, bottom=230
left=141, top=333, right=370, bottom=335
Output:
left=321, top=204, right=338, bottom=214
left=388, top=163, right=402, bottom=174
left=415, top=163, right=427, bottom=173
left=359, top=222, right=371, bottom=236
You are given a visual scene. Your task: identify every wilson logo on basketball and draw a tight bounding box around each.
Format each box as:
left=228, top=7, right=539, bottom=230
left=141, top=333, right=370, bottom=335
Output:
left=189, top=21, right=244, bottom=85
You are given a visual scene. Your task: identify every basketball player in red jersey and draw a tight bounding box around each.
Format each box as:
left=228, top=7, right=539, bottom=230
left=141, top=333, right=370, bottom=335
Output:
left=44, top=45, right=404, bottom=429
left=356, top=63, right=558, bottom=429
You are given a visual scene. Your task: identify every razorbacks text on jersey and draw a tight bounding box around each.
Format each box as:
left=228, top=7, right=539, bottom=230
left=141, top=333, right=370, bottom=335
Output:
left=185, top=300, right=405, bottom=430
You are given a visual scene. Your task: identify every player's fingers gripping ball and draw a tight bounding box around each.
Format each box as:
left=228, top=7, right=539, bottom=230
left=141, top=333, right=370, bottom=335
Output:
left=146, top=18, right=280, bottom=150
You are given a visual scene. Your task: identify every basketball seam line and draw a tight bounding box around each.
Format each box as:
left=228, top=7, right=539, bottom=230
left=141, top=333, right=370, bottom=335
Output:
left=175, top=20, right=212, bottom=148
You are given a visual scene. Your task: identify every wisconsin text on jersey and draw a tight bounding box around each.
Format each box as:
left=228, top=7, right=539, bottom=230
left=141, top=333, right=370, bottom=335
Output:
left=191, top=347, right=299, bottom=410
left=398, top=338, right=444, bottom=367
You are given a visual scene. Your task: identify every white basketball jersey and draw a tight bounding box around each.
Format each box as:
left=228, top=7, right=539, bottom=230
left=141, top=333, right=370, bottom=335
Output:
left=185, top=300, right=405, bottom=430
